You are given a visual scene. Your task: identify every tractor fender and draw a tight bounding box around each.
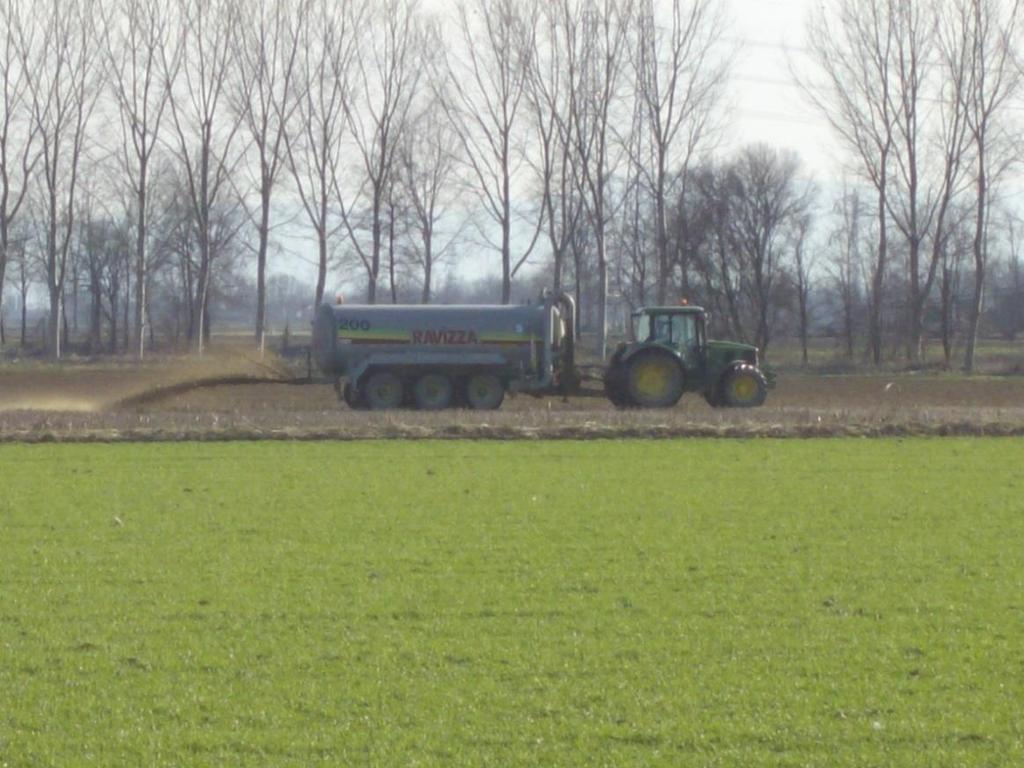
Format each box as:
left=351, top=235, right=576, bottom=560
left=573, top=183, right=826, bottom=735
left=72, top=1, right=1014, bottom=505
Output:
left=717, top=358, right=753, bottom=379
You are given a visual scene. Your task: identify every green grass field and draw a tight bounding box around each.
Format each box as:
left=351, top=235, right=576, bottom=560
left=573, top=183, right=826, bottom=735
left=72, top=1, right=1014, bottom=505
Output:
left=2, top=440, right=1023, bottom=766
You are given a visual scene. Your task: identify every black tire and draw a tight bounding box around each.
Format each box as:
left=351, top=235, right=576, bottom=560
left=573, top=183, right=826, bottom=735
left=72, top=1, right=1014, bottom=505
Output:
left=720, top=364, right=768, bottom=408
left=626, top=351, right=684, bottom=408
left=343, top=382, right=368, bottom=410
left=603, top=363, right=629, bottom=407
left=363, top=370, right=405, bottom=410
left=465, top=373, right=505, bottom=410
left=703, top=387, right=724, bottom=409
left=413, top=372, right=454, bottom=410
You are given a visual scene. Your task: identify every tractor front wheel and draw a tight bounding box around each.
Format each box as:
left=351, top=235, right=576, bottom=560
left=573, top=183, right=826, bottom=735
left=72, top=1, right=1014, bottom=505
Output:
left=625, top=352, right=684, bottom=408
left=720, top=364, right=768, bottom=408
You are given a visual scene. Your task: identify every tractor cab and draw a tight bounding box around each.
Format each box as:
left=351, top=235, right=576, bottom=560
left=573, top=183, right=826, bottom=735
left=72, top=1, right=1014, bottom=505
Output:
left=603, top=304, right=768, bottom=409
left=632, top=306, right=707, bottom=368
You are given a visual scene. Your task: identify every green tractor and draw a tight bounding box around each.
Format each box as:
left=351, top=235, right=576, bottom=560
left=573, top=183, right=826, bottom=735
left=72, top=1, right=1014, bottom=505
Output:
left=603, top=305, right=771, bottom=409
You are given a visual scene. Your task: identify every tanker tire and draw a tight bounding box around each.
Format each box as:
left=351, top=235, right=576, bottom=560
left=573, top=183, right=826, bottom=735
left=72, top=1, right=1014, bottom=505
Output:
left=720, top=364, right=768, bottom=408
left=343, top=382, right=368, bottom=410
left=465, top=373, right=505, bottom=410
left=363, top=370, right=405, bottom=410
left=413, top=373, right=454, bottom=410
left=626, top=351, right=684, bottom=408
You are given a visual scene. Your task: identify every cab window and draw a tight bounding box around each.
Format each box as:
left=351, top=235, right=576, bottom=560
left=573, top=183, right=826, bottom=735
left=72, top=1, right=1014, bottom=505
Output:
left=635, top=313, right=651, bottom=342
left=671, top=314, right=698, bottom=351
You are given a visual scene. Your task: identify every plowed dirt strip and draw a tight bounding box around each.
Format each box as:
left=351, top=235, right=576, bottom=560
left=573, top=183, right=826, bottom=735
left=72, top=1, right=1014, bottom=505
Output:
left=2, top=411, right=1023, bottom=442
left=1, top=358, right=1023, bottom=440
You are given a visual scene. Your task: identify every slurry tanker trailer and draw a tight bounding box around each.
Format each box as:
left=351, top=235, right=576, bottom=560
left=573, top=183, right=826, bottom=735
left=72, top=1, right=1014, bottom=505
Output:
left=312, top=290, right=770, bottom=410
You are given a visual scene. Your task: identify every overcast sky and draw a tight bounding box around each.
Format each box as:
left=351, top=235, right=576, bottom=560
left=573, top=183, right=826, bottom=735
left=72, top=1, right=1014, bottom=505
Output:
left=720, top=0, right=841, bottom=176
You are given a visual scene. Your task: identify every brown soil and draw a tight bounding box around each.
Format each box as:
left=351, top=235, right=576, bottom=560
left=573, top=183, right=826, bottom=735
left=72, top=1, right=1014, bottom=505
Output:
left=1, top=356, right=1023, bottom=441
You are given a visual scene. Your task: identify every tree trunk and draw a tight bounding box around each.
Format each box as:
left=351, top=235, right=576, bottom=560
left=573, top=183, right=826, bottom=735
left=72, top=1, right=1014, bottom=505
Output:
left=134, top=168, right=148, bottom=360
left=868, top=175, right=888, bottom=366
left=0, top=244, right=6, bottom=347
left=964, top=160, right=986, bottom=374
left=908, top=236, right=923, bottom=361
left=20, top=285, right=27, bottom=348
left=255, top=184, right=271, bottom=342
left=48, top=287, right=62, bottom=359
left=110, top=289, right=119, bottom=354
left=596, top=225, right=608, bottom=360
left=315, top=224, right=327, bottom=307
left=421, top=229, right=432, bottom=304
left=194, top=231, right=210, bottom=356
left=501, top=195, right=511, bottom=304
left=654, top=151, right=669, bottom=306
left=388, top=204, right=397, bottom=304
left=798, top=285, right=809, bottom=367
left=940, top=260, right=953, bottom=368
left=368, top=188, right=382, bottom=305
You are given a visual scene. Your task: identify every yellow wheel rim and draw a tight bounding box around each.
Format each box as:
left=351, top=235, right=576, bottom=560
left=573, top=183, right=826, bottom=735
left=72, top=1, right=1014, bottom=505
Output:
left=634, top=359, right=671, bottom=401
left=731, top=374, right=758, bottom=402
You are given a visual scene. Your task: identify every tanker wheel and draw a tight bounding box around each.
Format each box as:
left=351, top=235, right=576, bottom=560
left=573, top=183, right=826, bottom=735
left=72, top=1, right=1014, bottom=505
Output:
left=465, top=373, right=505, bottom=410
left=721, top=365, right=767, bottom=408
left=343, top=382, right=368, bottom=410
left=363, top=370, right=405, bottom=410
left=413, top=372, right=454, bottom=410
left=626, top=352, right=684, bottom=408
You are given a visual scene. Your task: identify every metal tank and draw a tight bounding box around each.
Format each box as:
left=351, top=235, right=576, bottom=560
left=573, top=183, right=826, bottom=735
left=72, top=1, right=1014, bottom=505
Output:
left=312, top=291, right=576, bottom=409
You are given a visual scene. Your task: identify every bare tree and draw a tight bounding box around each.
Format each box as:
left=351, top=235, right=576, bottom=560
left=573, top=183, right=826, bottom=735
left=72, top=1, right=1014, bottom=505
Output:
left=441, top=0, right=541, bottom=304
left=0, top=3, right=38, bottom=349
left=163, top=0, right=244, bottom=353
left=828, top=184, right=865, bottom=360
left=567, top=0, right=634, bottom=359
left=727, top=145, right=812, bottom=353
left=524, top=4, right=575, bottom=300
left=17, top=0, right=101, bottom=358
left=231, top=0, right=303, bottom=342
left=634, top=0, right=728, bottom=306
left=286, top=0, right=361, bottom=308
left=791, top=213, right=815, bottom=366
left=994, top=212, right=1024, bottom=341
left=11, top=235, right=31, bottom=347
left=956, top=0, right=1021, bottom=372
left=103, top=0, right=172, bottom=359
left=939, top=202, right=972, bottom=365
left=337, top=0, right=422, bottom=304
left=398, top=103, right=464, bottom=304
left=805, top=0, right=898, bottom=365
left=883, top=0, right=938, bottom=362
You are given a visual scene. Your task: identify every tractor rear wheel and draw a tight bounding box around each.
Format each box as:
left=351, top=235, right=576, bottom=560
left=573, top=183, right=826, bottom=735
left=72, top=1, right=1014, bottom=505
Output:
left=721, top=364, right=768, bottom=408
left=363, top=370, right=405, bottom=410
left=603, top=363, right=629, bottom=407
left=626, top=352, right=684, bottom=408
left=413, top=372, right=454, bottom=410
left=465, top=373, right=505, bottom=410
